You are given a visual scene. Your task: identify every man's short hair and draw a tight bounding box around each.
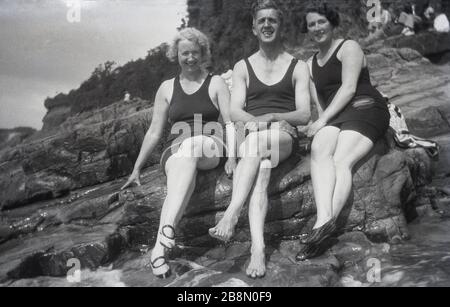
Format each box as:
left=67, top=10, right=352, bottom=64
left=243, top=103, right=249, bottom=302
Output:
left=251, top=0, right=284, bottom=24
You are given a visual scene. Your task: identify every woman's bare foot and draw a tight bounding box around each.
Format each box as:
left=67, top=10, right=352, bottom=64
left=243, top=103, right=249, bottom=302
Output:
left=209, top=214, right=239, bottom=242
left=246, top=249, right=266, bottom=279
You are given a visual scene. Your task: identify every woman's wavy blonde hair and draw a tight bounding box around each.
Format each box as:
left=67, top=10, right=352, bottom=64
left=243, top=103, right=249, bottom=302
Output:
left=166, top=27, right=212, bottom=67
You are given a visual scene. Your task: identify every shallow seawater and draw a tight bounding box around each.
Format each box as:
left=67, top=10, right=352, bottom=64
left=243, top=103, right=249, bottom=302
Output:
left=339, top=214, right=450, bottom=288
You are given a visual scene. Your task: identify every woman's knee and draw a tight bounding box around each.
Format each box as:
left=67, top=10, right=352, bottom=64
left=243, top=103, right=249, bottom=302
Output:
left=332, top=155, right=354, bottom=172
left=311, top=137, right=334, bottom=161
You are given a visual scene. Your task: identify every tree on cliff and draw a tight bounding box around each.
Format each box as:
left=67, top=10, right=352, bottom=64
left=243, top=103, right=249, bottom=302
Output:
left=44, top=45, right=178, bottom=118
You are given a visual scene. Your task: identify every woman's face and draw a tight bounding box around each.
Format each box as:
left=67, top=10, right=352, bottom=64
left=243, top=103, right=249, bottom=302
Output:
left=177, top=39, right=203, bottom=73
left=306, top=12, right=334, bottom=44
left=253, top=8, right=282, bottom=44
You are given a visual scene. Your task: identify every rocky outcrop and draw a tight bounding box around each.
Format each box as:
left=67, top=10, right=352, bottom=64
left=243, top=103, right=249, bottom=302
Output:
left=383, top=32, right=450, bottom=63
left=0, top=127, right=36, bottom=150
left=0, top=98, right=164, bottom=210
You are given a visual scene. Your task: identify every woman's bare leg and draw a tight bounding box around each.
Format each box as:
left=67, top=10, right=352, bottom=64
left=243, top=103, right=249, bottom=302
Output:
left=310, top=126, right=340, bottom=229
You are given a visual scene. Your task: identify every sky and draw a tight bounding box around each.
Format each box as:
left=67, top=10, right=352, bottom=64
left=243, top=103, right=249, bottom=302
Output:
left=0, top=0, right=187, bottom=129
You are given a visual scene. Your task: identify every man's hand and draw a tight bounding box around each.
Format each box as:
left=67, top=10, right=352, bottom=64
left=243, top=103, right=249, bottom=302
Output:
left=121, top=169, right=142, bottom=190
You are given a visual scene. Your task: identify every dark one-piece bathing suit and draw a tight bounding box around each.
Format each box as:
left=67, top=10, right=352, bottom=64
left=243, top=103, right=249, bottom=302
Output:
left=312, top=40, right=390, bottom=143
left=160, top=74, right=226, bottom=174
left=244, top=57, right=300, bottom=149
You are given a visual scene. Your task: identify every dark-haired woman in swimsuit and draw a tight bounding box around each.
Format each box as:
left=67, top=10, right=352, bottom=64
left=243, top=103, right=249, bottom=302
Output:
left=297, top=3, right=390, bottom=260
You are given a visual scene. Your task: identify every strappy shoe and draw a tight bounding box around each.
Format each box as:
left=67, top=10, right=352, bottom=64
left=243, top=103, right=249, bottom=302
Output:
left=150, top=255, right=172, bottom=279
left=300, top=218, right=337, bottom=245
left=150, top=225, right=176, bottom=279
left=159, top=225, right=176, bottom=250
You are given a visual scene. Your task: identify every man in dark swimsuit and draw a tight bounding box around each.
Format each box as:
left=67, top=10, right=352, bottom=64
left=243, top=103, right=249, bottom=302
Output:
left=208, top=0, right=311, bottom=278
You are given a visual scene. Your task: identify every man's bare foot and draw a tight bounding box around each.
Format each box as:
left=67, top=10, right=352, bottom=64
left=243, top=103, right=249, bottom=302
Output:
left=246, top=249, right=266, bottom=279
left=208, top=214, right=239, bottom=242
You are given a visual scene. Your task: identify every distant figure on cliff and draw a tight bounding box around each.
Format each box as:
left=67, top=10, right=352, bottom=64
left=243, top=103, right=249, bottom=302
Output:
left=296, top=2, right=391, bottom=261
left=208, top=0, right=311, bottom=279
left=422, top=1, right=436, bottom=31
left=123, top=91, right=131, bottom=102
left=121, top=28, right=236, bottom=279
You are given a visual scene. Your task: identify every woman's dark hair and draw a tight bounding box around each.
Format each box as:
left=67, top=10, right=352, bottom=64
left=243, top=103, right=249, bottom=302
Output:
left=251, top=0, right=285, bottom=24
left=301, top=1, right=340, bottom=33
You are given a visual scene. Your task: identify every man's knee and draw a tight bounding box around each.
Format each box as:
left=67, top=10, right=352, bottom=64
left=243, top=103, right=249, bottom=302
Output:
left=259, top=158, right=273, bottom=170
left=239, top=132, right=269, bottom=158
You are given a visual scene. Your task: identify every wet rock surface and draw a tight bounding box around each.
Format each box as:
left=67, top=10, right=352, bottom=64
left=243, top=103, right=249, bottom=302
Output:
left=4, top=206, right=450, bottom=287
left=1, top=45, right=450, bottom=286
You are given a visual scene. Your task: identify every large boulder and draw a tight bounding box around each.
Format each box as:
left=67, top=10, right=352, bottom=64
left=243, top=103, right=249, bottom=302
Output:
left=383, top=32, right=450, bottom=61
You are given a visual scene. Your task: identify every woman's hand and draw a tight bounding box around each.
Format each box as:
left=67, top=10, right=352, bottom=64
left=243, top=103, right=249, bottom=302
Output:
left=224, top=158, right=237, bottom=178
left=307, top=118, right=327, bottom=137
left=121, top=169, right=142, bottom=190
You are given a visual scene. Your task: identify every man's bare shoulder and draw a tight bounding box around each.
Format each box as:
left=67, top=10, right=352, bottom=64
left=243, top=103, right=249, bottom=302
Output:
left=292, top=58, right=308, bottom=71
